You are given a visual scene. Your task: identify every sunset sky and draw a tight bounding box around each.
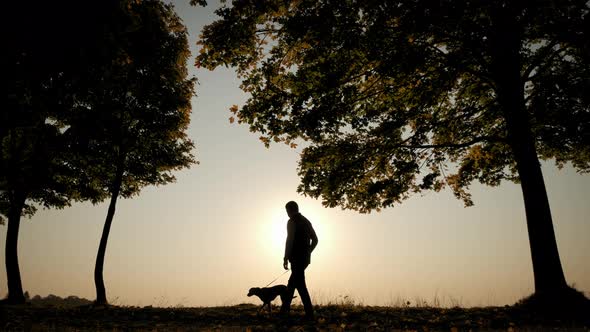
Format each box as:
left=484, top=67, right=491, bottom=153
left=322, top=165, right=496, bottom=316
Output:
left=1, top=1, right=588, bottom=307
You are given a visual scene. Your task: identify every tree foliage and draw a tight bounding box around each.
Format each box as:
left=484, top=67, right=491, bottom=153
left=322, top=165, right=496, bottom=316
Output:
left=66, top=0, right=196, bottom=202
left=190, top=0, right=209, bottom=6
left=197, top=0, right=589, bottom=212
left=1, top=1, right=93, bottom=224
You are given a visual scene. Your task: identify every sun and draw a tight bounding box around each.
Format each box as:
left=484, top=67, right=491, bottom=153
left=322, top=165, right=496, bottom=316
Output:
left=266, top=209, right=288, bottom=254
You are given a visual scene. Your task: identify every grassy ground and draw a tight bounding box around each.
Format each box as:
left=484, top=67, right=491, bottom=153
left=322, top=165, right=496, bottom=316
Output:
left=1, top=301, right=589, bottom=331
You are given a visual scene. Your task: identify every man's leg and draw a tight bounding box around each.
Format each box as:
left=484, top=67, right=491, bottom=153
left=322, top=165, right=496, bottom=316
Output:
left=280, top=267, right=300, bottom=314
left=296, top=265, right=314, bottom=318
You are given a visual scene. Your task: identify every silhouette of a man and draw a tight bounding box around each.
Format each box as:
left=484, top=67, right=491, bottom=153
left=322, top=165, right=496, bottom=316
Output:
left=280, top=201, right=318, bottom=319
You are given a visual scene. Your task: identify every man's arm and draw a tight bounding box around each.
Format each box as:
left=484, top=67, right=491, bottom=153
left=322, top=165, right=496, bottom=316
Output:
left=283, top=220, right=295, bottom=269
left=309, top=222, right=318, bottom=253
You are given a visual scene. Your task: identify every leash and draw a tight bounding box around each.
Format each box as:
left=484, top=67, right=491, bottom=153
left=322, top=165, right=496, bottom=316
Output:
left=264, top=269, right=290, bottom=287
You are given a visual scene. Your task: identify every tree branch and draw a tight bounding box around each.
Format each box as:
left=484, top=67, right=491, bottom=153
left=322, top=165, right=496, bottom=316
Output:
left=522, top=40, right=561, bottom=81
left=426, top=42, right=495, bottom=87
left=399, top=135, right=502, bottom=149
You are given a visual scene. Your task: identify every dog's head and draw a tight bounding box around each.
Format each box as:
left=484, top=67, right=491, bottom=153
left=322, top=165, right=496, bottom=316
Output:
left=247, top=287, right=260, bottom=297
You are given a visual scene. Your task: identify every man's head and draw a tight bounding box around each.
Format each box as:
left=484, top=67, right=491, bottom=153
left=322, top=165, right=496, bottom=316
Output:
left=285, top=201, right=299, bottom=218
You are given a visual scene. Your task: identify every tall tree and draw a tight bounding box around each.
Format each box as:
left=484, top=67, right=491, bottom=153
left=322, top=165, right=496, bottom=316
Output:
left=0, top=124, right=75, bottom=304
left=1, top=2, right=95, bottom=304
left=196, top=0, right=589, bottom=304
left=65, top=0, right=196, bottom=305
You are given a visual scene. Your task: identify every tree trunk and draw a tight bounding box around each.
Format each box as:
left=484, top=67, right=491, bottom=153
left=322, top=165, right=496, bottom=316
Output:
left=3, top=192, right=27, bottom=304
left=491, top=6, right=568, bottom=295
left=94, top=162, right=124, bottom=305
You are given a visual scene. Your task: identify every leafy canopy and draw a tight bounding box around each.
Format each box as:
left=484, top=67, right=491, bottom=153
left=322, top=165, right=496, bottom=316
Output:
left=1, top=2, right=98, bottom=223
left=66, top=0, right=196, bottom=201
left=197, top=0, right=589, bottom=212
left=1, top=0, right=196, bottom=225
